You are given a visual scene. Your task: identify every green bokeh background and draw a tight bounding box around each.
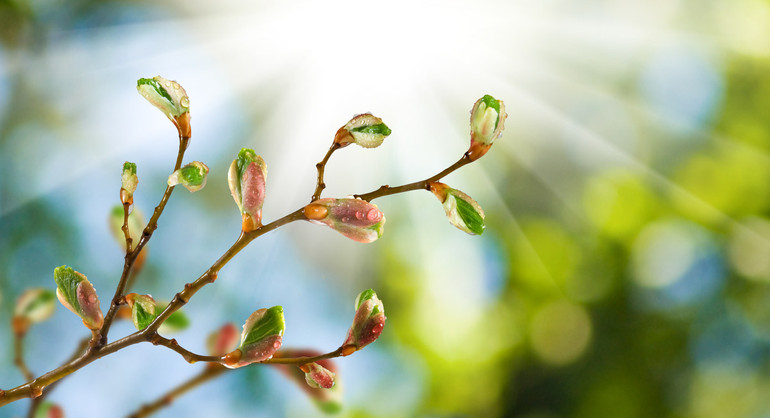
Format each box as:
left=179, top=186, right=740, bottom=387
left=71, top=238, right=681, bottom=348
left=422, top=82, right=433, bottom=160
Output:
left=2, top=0, right=770, bottom=417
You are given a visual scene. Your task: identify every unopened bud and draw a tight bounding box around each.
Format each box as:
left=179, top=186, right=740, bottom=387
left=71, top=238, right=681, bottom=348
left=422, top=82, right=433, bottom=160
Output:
left=304, top=198, right=385, bottom=243
left=334, top=113, right=391, bottom=148
left=272, top=349, right=342, bottom=413
left=228, top=148, right=267, bottom=232
left=223, top=306, right=285, bottom=368
left=168, top=161, right=209, bottom=192
left=429, top=182, right=485, bottom=235
left=53, top=266, right=103, bottom=330
left=303, top=362, right=336, bottom=389
left=468, top=94, right=506, bottom=160
left=342, top=289, right=386, bottom=352
left=125, top=293, right=157, bottom=331
left=120, top=162, right=138, bottom=206
left=14, top=288, right=56, bottom=327
left=136, top=76, right=191, bottom=138
left=206, top=323, right=239, bottom=357
left=34, top=402, right=65, bottom=418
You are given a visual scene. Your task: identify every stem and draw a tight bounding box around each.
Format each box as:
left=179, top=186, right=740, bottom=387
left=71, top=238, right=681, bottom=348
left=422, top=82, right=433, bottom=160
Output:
left=121, top=201, right=133, bottom=253
left=99, top=136, right=189, bottom=346
left=126, top=364, right=227, bottom=418
left=150, top=335, right=220, bottom=364
left=355, top=153, right=472, bottom=201
left=311, top=143, right=341, bottom=202
left=263, top=347, right=345, bottom=365
left=13, top=332, right=34, bottom=382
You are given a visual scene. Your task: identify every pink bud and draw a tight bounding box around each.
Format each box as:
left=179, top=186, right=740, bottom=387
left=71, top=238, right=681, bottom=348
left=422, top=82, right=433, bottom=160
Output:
left=303, top=362, right=336, bottom=389
left=304, top=198, right=385, bottom=243
left=206, top=323, right=240, bottom=357
left=342, top=289, right=386, bottom=351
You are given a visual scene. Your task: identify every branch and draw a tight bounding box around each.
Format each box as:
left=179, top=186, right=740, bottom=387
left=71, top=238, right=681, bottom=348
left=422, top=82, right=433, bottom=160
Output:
left=99, top=135, right=190, bottom=346
left=13, top=332, right=33, bottom=382
left=126, top=364, right=227, bottom=418
left=150, top=335, right=220, bottom=364
left=311, top=143, right=341, bottom=202
left=262, top=347, right=345, bottom=365
left=355, top=153, right=472, bottom=201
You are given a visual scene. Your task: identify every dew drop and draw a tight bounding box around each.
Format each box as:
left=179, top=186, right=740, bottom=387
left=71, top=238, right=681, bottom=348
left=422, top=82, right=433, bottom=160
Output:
left=367, top=209, right=380, bottom=221
left=355, top=211, right=364, bottom=220
left=180, top=97, right=190, bottom=107
left=172, top=82, right=181, bottom=90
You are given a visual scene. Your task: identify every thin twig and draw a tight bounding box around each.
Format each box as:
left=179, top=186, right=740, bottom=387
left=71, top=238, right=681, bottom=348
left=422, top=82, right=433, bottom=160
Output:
left=13, top=332, right=34, bottom=382
left=99, top=135, right=190, bottom=346
left=355, top=153, right=472, bottom=201
left=121, top=201, right=133, bottom=253
left=150, top=335, right=221, bottom=364
left=311, top=143, right=341, bottom=202
left=262, top=347, right=345, bottom=365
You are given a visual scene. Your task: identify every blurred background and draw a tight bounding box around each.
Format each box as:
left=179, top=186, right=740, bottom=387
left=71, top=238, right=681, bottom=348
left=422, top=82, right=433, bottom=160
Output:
left=2, top=0, right=770, bottom=416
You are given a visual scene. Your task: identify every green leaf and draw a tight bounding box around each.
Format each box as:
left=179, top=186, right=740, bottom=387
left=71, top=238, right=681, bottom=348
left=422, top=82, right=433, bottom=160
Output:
left=137, top=77, right=174, bottom=105
left=350, top=123, right=391, bottom=137
left=454, top=196, right=485, bottom=235
left=54, top=266, right=83, bottom=312
left=242, top=306, right=285, bottom=347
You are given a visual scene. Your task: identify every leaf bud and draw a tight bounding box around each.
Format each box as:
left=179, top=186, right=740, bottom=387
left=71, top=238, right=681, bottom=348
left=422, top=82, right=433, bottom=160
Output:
left=468, top=94, right=506, bottom=161
left=14, top=288, right=56, bottom=326
left=342, top=289, right=386, bottom=352
left=334, top=113, right=391, bottom=149
left=53, top=266, right=103, bottom=330
left=120, top=162, right=138, bottom=206
left=272, top=349, right=342, bottom=413
left=228, top=148, right=267, bottom=232
left=125, top=293, right=157, bottom=331
left=167, top=161, right=209, bottom=192
left=136, top=76, right=191, bottom=138
left=223, top=306, right=285, bottom=368
left=429, top=182, right=485, bottom=235
left=302, top=362, right=336, bottom=389
left=304, top=198, right=385, bottom=243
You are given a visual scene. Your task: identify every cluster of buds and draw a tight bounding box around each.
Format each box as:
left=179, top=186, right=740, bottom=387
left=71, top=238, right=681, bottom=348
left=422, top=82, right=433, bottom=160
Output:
left=223, top=306, right=285, bottom=368
left=468, top=94, right=506, bottom=161
left=136, top=76, right=191, bottom=138
left=13, top=288, right=56, bottom=335
left=334, top=113, right=392, bottom=149
left=228, top=148, right=267, bottom=232
left=120, top=162, right=138, bottom=207
left=168, top=161, right=209, bottom=192
left=53, top=266, right=103, bottom=330
left=341, top=289, right=386, bottom=355
left=429, top=182, right=485, bottom=235
left=304, top=198, right=385, bottom=243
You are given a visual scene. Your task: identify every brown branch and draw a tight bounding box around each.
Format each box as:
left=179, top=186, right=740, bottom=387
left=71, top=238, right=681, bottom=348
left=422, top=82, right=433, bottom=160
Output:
left=262, top=346, right=346, bottom=365
left=354, top=153, right=472, bottom=201
left=311, top=142, right=341, bottom=202
left=99, top=135, right=190, bottom=346
left=121, top=201, right=133, bottom=253
left=126, top=364, right=227, bottom=418
left=150, top=335, right=221, bottom=364
left=0, top=142, right=479, bottom=408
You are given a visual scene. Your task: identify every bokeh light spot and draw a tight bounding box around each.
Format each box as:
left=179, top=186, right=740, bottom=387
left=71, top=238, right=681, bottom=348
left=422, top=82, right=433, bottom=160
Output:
left=530, top=300, right=592, bottom=366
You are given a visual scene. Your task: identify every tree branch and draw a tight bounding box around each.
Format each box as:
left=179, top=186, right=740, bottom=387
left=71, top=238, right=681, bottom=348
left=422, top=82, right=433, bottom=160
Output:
left=311, top=143, right=341, bottom=202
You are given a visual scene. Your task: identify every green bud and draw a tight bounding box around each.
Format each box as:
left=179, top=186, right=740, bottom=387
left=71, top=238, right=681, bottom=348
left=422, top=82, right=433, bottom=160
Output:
left=136, top=76, right=191, bottom=137
left=429, top=182, right=485, bottom=235
left=14, top=288, right=56, bottom=324
left=223, top=306, right=285, bottom=368
left=227, top=149, right=267, bottom=232
left=53, top=266, right=103, bottom=330
left=334, top=113, right=392, bottom=148
left=121, top=162, right=138, bottom=205
left=468, top=94, right=506, bottom=160
left=167, top=161, right=209, bottom=192
left=342, top=289, right=386, bottom=352
left=125, top=293, right=157, bottom=331
left=34, top=402, right=64, bottom=418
